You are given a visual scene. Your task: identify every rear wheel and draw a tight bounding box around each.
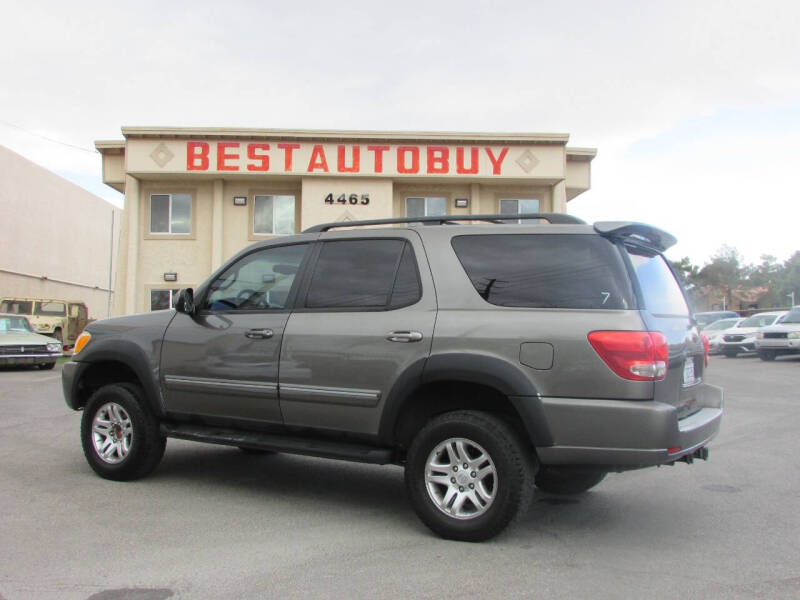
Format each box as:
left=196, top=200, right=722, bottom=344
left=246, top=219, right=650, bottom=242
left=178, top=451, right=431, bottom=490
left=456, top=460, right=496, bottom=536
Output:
left=535, top=466, right=606, bottom=495
left=53, top=328, right=63, bottom=344
left=81, top=384, right=166, bottom=481
left=405, top=410, right=536, bottom=542
left=758, top=350, right=776, bottom=361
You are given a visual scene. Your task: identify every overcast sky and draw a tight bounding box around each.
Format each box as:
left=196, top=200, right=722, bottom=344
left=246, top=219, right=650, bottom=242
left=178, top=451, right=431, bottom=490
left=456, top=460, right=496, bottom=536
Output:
left=1, top=1, right=798, bottom=265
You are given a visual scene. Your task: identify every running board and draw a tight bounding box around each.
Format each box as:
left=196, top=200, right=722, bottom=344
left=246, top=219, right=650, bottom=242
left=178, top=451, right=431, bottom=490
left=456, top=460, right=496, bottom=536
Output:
left=160, top=423, right=395, bottom=465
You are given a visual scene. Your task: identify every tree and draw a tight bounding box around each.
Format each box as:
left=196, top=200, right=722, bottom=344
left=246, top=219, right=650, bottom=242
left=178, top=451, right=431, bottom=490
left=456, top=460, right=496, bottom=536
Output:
left=698, top=246, right=744, bottom=310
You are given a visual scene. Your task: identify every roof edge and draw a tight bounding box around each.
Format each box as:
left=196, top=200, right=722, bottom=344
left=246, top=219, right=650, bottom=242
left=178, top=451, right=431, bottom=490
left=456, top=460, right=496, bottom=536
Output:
left=566, top=147, right=597, bottom=161
left=119, top=126, right=571, bottom=144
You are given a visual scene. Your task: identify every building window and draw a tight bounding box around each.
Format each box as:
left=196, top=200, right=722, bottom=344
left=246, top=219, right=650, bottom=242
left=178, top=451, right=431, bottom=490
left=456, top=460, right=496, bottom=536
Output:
left=150, top=194, right=191, bottom=234
left=406, top=197, right=447, bottom=218
left=254, top=195, right=295, bottom=235
left=499, top=198, right=540, bottom=223
left=150, top=289, right=181, bottom=311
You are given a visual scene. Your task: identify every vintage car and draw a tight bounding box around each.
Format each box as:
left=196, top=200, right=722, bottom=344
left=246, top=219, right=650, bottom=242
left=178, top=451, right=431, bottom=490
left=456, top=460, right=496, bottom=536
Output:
left=0, top=313, right=63, bottom=369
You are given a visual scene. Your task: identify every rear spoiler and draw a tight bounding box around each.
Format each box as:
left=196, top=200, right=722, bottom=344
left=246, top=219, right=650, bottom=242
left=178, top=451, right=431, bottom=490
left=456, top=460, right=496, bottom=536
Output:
left=593, top=221, right=677, bottom=252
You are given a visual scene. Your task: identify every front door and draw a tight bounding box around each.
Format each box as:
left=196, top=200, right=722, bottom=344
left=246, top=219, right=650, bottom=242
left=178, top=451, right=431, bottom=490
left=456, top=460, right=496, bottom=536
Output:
left=160, top=242, right=310, bottom=423
left=279, top=233, right=436, bottom=437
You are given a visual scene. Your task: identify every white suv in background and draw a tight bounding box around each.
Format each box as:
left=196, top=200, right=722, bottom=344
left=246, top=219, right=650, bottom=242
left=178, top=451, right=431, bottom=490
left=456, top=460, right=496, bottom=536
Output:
left=718, top=311, right=786, bottom=358
left=702, top=317, right=744, bottom=355
left=756, top=308, right=800, bottom=361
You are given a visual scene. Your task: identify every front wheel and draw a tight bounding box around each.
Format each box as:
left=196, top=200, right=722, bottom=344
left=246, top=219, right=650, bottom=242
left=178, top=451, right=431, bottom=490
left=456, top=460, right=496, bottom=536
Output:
left=723, top=350, right=737, bottom=358
left=80, top=384, right=166, bottom=481
left=758, top=350, right=776, bottom=361
left=405, top=411, right=536, bottom=542
left=535, top=466, right=606, bottom=495
left=38, top=362, right=56, bottom=370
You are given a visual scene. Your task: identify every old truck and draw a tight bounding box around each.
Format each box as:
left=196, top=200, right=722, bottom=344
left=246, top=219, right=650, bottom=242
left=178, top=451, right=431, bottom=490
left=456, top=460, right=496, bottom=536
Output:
left=0, top=297, right=89, bottom=347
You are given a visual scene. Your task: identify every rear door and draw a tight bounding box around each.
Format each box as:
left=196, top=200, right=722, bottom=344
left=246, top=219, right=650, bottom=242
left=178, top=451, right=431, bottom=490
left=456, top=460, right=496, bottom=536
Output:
left=625, top=246, right=705, bottom=418
left=278, top=231, right=436, bottom=437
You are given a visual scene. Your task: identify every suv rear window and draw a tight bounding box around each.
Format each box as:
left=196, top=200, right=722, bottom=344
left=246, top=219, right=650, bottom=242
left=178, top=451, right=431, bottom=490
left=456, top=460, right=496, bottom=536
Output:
left=451, top=234, right=634, bottom=309
left=626, top=248, right=689, bottom=317
left=35, top=302, right=66, bottom=316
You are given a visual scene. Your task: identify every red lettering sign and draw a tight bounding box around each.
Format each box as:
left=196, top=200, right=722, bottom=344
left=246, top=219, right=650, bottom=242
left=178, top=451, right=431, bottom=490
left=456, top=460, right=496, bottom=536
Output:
left=427, top=146, right=449, bottom=174
left=367, top=145, right=389, bottom=173
left=485, top=147, right=508, bottom=175
left=337, top=145, right=360, bottom=173
left=456, top=147, right=479, bottom=174
left=186, top=142, right=209, bottom=170
left=247, top=143, right=270, bottom=172
left=307, top=145, right=330, bottom=172
left=397, top=146, right=420, bottom=174
left=277, top=143, right=300, bottom=172
left=217, top=142, right=240, bottom=171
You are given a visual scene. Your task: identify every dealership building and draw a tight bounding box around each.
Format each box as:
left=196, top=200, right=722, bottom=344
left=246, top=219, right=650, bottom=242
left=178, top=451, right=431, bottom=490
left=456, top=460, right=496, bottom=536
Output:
left=96, top=127, right=595, bottom=315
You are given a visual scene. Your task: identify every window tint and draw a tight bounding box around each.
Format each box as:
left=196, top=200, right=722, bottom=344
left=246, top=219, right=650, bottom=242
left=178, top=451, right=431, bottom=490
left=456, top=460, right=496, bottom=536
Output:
left=452, top=234, right=634, bottom=309
left=627, top=249, right=689, bottom=317
left=389, top=243, right=422, bottom=308
left=306, top=240, right=420, bottom=309
left=205, top=244, right=308, bottom=311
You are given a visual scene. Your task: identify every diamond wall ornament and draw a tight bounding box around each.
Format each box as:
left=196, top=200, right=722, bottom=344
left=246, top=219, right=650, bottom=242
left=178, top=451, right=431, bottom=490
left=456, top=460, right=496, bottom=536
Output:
left=150, top=143, right=174, bottom=168
left=516, top=149, right=540, bottom=173
left=337, top=210, right=356, bottom=222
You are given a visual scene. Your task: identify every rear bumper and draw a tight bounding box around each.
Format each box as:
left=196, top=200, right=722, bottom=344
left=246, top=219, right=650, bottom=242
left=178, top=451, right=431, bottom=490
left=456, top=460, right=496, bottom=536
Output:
left=515, top=383, right=723, bottom=469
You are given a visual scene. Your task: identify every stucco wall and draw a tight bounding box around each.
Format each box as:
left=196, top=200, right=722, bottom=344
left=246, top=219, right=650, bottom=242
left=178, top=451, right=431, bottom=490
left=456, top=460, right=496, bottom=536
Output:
left=0, top=145, right=120, bottom=319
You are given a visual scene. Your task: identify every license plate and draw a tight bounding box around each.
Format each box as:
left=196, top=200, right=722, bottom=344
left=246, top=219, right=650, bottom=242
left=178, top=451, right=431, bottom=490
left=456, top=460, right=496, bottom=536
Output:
left=682, top=358, right=696, bottom=386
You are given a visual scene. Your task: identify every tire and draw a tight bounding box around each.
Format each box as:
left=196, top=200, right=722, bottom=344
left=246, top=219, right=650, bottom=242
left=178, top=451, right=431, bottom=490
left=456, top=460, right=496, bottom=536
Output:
left=53, top=328, right=63, bottom=344
left=405, top=410, right=536, bottom=542
left=535, top=466, right=606, bottom=495
left=759, top=350, right=776, bottom=361
left=723, top=350, right=737, bottom=358
left=81, top=384, right=166, bottom=481
left=38, top=362, right=56, bottom=370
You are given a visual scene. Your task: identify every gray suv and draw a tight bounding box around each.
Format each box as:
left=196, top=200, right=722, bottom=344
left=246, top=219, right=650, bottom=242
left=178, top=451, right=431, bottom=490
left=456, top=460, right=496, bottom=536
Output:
left=62, top=214, right=723, bottom=541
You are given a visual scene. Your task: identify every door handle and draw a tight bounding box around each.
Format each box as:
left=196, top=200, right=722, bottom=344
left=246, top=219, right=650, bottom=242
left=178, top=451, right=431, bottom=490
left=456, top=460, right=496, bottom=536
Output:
left=386, top=330, right=423, bottom=343
left=245, top=328, right=274, bottom=339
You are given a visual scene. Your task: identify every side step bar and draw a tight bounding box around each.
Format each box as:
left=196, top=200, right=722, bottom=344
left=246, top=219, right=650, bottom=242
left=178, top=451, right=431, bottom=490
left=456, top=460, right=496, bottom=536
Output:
left=160, top=423, right=395, bottom=465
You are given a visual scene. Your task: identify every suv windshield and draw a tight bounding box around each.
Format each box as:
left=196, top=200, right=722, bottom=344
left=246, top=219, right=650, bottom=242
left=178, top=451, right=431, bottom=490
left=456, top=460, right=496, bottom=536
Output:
left=34, top=302, right=66, bottom=316
left=740, top=314, right=779, bottom=327
left=781, top=310, right=800, bottom=324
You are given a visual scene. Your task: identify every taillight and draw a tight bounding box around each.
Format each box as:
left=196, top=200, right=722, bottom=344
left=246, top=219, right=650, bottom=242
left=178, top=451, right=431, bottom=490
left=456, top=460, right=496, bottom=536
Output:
left=701, top=334, right=710, bottom=367
left=587, top=331, right=668, bottom=381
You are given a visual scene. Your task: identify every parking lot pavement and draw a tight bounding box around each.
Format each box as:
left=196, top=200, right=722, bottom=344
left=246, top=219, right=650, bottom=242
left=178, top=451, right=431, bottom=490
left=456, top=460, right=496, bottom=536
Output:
left=1, top=356, right=799, bottom=600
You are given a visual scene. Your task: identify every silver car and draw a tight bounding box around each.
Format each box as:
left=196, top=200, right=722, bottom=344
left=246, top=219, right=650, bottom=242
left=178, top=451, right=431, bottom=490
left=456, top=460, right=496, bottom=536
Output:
left=0, top=313, right=63, bottom=370
left=718, top=311, right=787, bottom=357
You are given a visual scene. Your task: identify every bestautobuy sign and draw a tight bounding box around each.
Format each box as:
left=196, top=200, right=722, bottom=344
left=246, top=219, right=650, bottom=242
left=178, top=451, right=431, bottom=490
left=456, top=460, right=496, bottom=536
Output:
left=131, top=140, right=560, bottom=178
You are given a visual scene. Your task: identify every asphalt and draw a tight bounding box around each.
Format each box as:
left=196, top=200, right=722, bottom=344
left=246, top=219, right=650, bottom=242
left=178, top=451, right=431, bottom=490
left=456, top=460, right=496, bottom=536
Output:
left=0, top=354, right=798, bottom=600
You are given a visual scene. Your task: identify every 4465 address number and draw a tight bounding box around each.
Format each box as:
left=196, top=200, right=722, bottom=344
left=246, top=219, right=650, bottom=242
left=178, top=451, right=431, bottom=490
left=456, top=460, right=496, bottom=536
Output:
left=324, top=193, right=370, bottom=205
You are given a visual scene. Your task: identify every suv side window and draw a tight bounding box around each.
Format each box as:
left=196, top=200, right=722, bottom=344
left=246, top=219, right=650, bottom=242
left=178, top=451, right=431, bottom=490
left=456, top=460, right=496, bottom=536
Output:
left=452, top=234, right=634, bottom=310
left=305, top=239, right=421, bottom=309
left=204, top=243, right=308, bottom=311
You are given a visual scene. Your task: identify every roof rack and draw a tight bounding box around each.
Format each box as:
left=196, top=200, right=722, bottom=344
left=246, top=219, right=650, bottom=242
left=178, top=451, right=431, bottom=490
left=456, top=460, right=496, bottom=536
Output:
left=303, top=213, right=585, bottom=233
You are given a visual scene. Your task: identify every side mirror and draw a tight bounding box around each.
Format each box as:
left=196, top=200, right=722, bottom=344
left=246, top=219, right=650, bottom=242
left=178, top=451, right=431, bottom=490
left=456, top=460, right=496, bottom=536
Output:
left=174, top=288, right=195, bottom=315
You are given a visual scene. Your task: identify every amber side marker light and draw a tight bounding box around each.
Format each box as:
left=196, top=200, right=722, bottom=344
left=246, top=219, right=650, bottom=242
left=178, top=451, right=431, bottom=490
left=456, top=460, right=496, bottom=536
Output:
left=73, top=332, right=91, bottom=356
